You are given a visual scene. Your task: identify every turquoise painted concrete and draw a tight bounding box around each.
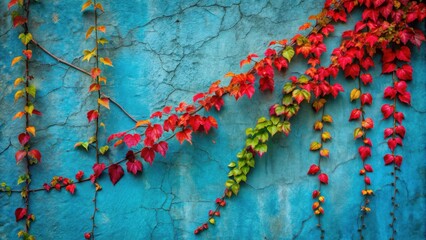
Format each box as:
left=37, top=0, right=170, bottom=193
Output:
left=0, top=1, right=425, bottom=239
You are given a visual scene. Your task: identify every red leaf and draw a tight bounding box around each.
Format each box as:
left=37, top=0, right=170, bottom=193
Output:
left=176, top=129, right=192, bottom=144
left=15, top=208, right=27, bottom=222
left=202, top=116, right=218, bottom=133
left=126, top=160, right=143, bottom=175
left=28, top=149, right=41, bottom=162
left=107, top=132, right=126, bottom=143
left=396, top=64, right=413, bottom=81
left=318, top=173, right=328, bottom=184
left=164, top=114, right=178, bottom=132
left=362, top=118, right=374, bottom=129
left=13, top=16, right=27, bottom=28
left=384, top=128, right=394, bottom=138
left=360, top=93, right=373, bottom=105
left=387, top=137, right=402, bottom=151
left=381, top=104, right=394, bottom=119
left=123, top=134, right=141, bottom=148
left=349, top=108, right=362, bottom=121
left=398, top=91, right=411, bottom=105
left=382, top=63, right=396, bottom=74
left=92, top=163, right=105, bottom=182
left=162, top=106, right=172, bottom=114
left=8, top=0, right=18, bottom=9
left=360, top=57, right=374, bottom=70
left=396, top=46, right=411, bottom=62
left=108, top=164, right=124, bottom=185
left=330, top=83, right=344, bottom=98
left=65, top=184, right=76, bottom=194
left=394, top=112, right=405, bottom=124
left=259, top=77, right=274, bottom=92
left=22, top=50, right=32, bottom=59
left=193, top=93, right=205, bottom=102
left=338, top=55, right=352, bottom=69
left=395, top=125, right=406, bottom=138
left=312, top=190, right=320, bottom=198
left=360, top=74, right=373, bottom=85
left=384, top=154, right=394, bottom=165
left=145, top=124, right=163, bottom=142
left=365, top=34, right=378, bottom=48
left=87, top=110, right=99, bottom=123
left=264, top=48, right=277, bottom=57
left=364, top=164, right=373, bottom=172
left=384, top=86, right=397, bottom=99
left=394, top=155, right=403, bottom=167
left=43, top=183, right=51, bottom=191
left=321, top=24, right=334, bottom=36
left=410, top=29, right=425, bottom=47
left=307, top=164, right=320, bottom=175
left=15, top=150, right=26, bottom=163
left=364, top=176, right=371, bottom=185
left=75, top=170, right=84, bottom=181
left=141, top=147, right=155, bottom=165
left=18, top=132, right=30, bottom=146
left=153, top=141, right=168, bottom=157
left=358, top=146, right=371, bottom=160
left=363, top=138, right=372, bottom=147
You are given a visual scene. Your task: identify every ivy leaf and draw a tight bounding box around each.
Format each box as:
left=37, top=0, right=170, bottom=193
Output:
left=18, top=133, right=30, bottom=146
left=98, top=98, right=110, bottom=109
left=360, top=93, right=373, bottom=105
left=91, top=67, right=101, bottom=79
left=350, top=88, right=360, bottom=101
left=22, top=50, right=32, bottom=59
left=8, top=0, right=18, bottom=9
left=382, top=62, right=396, bottom=74
left=18, top=33, right=32, bottom=45
left=364, top=164, right=373, bottom=172
left=15, top=150, right=26, bottom=163
left=145, top=124, right=163, bottom=142
left=360, top=74, right=373, bottom=85
left=100, top=57, right=113, bottom=67
left=394, top=155, right=403, bottom=167
left=107, top=132, right=126, bottom=143
left=99, top=145, right=109, bottom=155
left=176, top=129, right=192, bottom=144
left=123, top=134, right=141, bottom=148
left=26, top=85, right=36, bottom=98
left=364, top=176, right=371, bottom=185
left=13, top=16, right=27, bottom=28
left=307, top=164, right=320, bottom=175
left=141, top=147, right=155, bottom=165
left=396, top=46, right=411, bottom=62
left=310, top=142, right=321, bottom=151
left=11, top=56, right=23, bottom=66
left=74, top=142, right=89, bottom=151
left=396, top=64, right=413, bottom=81
left=81, top=0, right=92, bottom=11
left=87, top=110, right=99, bottom=123
left=383, top=154, right=394, bottom=165
left=282, top=46, right=295, bottom=62
left=320, top=149, right=329, bottom=158
left=89, top=83, right=100, bottom=92
left=395, top=125, right=406, bottom=138
left=318, top=173, right=328, bottom=184
left=15, top=208, right=27, bottom=222
left=108, top=164, right=124, bottom=185
left=349, top=108, right=362, bottom=121
left=153, top=141, right=168, bottom=157
left=91, top=163, right=105, bottom=182
left=126, top=160, right=143, bottom=175
left=358, top=146, right=371, bottom=160
left=381, top=104, right=394, bottom=119
left=85, top=26, right=95, bottom=39
left=65, top=184, right=76, bottom=194
left=28, top=149, right=41, bottom=163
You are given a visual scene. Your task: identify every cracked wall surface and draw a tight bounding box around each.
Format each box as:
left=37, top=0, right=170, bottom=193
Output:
left=0, top=0, right=425, bottom=239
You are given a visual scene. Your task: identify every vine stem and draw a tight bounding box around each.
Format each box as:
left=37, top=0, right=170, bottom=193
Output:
left=23, top=0, right=31, bottom=233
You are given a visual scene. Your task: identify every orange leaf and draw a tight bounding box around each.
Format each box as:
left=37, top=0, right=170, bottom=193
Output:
left=113, top=139, right=123, bottom=147
left=97, top=26, right=106, bottom=33
left=98, top=98, right=110, bottom=109
left=95, top=3, right=104, bottom=12
left=224, top=72, right=235, bottom=78
left=22, top=50, right=32, bottom=59
left=81, top=0, right=92, bottom=11
left=14, top=77, right=24, bottom=87
left=13, top=111, right=25, bottom=120
left=135, top=120, right=150, bottom=127
left=100, top=57, right=113, bottom=66
left=99, top=76, right=107, bottom=84
left=91, top=67, right=101, bottom=79
left=89, top=83, right=101, bottom=92
left=299, top=22, right=312, bottom=30
left=26, top=126, right=36, bottom=136
left=86, top=26, right=95, bottom=39
left=11, top=56, right=23, bottom=66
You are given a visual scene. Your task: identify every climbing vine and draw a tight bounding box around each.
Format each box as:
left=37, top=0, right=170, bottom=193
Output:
left=1, top=0, right=425, bottom=239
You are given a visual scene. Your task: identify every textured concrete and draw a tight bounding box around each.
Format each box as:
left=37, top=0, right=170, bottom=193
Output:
left=0, top=1, right=425, bottom=239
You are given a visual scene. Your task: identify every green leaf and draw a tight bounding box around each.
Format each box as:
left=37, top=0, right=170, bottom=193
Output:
left=283, top=82, right=295, bottom=94
left=301, top=89, right=311, bottom=102
left=225, top=179, right=235, bottom=188
left=99, top=145, right=109, bottom=154
left=248, top=159, right=255, bottom=167
left=298, top=75, right=309, bottom=84
left=26, top=85, right=36, bottom=98
left=282, top=94, right=293, bottom=106
left=88, top=136, right=97, bottom=144
left=98, top=38, right=108, bottom=45
left=17, top=175, right=29, bottom=185
left=18, top=33, right=32, bottom=45
left=270, top=116, right=280, bottom=125
left=275, top=105, right=285, bottom=115
left=254, top=143, right=268, bottom=155
left=241, top=166, right=250, bottom=175
left=238, top=160, right=246, bottom=168
left=267, top=125, right=278, bottom=136
left=281, top=121, right=291, bottom=135
left=258, top=132, right=269, bottom=142
left=228, top=161, right=236, bottom=168
left=231, top=183, right=240, bottom=195
left=245, top=137, right=259, bottom=148
left=232, top=168, right=242, bottom=175
left=282, top=46, right=295, bottom=62
left=245, top=128, right=254, bottom=136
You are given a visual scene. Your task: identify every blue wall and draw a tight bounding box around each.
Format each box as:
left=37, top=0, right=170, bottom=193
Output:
left=0, top=1, right=425, bottom=239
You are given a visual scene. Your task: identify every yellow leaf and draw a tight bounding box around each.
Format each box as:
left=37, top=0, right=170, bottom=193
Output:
left=14, top=90, right=24, bottom=101
left=13, top=111, right=25, bottom=120
left=100, top=57, right=113, bottom=67
left=135, top=119, right=150, bottom=127
left=86, top=26, right=95, bottom=39
left=100, top=122, right=105, bottom=128
left=26, top=126, right=36, bottom=136
left=99, top=76, right=107, bottom=84
left=97, top=26, right=106, bottom=33
left=209, top=218, right=215, bottom=225
left=224, top=72, right=235, bottom=78
left=95, top=183, right=102, bottom=191
left=24, top=105, right=34, bottom=115
left=81, top=0, right=92, bottom=11
left=98, top=98, right=110, bottom=109
left=310, top=141, right=322, bottom=151
left=98, top=38, right=108, bottom=45
left=11, top=56, right=23, bottom=66
left=14, top=77, right=24, bottom=87
left=350, top=88, right=361, bottom=101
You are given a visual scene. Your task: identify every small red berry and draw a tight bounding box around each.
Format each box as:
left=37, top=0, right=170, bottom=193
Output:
left=84, top=232, right=91, bottom=239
